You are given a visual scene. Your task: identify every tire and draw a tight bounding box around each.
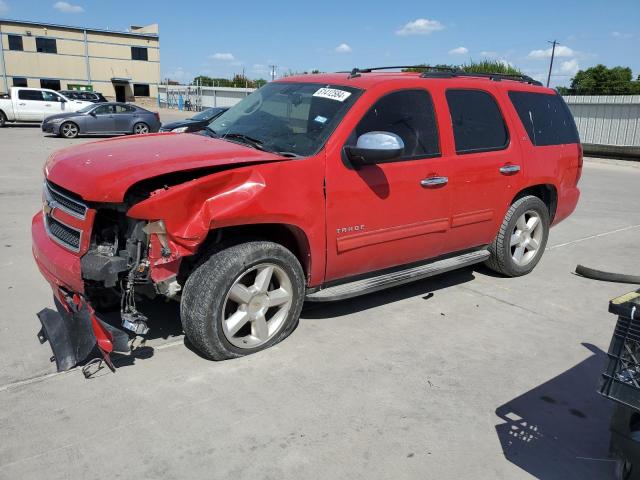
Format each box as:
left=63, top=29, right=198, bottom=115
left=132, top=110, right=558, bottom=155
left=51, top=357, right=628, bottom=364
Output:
left=133, top=122, right=150, bottom=135
left=0, top=111, right=6, bottom=127
left=485, top=195, right=550, bottom=277
left=181, top=241, right=305, bottom=360
left=60, top=121, right=79, bottom=138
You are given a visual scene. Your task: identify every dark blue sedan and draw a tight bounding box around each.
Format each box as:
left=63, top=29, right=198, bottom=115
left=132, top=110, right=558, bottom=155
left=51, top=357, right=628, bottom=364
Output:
left=42, top=102, right=161, bottom=138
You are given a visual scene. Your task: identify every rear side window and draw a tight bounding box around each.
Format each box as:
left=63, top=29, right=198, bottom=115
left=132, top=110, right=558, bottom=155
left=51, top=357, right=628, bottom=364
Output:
left=446, top=89, right=508, bottom=154
left=508, top=91, right=579, bottom=146
left=352, top=89, right=440, bottom=159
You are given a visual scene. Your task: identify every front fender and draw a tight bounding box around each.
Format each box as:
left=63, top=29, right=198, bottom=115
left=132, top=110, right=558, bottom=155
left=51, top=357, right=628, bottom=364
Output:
left=126, top=160, right=327, bottom=285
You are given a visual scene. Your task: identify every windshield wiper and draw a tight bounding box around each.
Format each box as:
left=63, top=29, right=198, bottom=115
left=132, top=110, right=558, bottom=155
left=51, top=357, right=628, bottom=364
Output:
left=273, top=151, right=301, bottom=158
left=222, top=133, right=269, bottom=152
left=201, top=126, right=219, bottom=138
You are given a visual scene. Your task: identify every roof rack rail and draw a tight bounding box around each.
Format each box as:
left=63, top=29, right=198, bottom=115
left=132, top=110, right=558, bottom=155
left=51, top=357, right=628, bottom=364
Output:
left=340, top=65, right=453, bottom=79
left=419, top=69, right=543, bottom=86
left=338, top=65, right=543, bottom=86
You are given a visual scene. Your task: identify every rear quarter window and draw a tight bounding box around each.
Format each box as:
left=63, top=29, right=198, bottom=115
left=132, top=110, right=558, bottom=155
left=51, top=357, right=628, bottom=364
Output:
left=508, top=91, right=579, bottom=146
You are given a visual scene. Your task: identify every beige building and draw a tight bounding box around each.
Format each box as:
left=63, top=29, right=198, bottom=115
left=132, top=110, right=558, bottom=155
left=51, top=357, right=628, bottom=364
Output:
left=0, top=18, right=160, bottom=102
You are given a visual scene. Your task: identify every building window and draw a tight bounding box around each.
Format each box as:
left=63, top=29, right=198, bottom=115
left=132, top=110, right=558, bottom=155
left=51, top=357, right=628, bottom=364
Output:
left=133, top=84, right=150, bottom=97
left=8, top=35, right=23, bottom=51
left=40, top=79, right=61, bottom=91
left=12, top=77, right=28, bottom=87
left=131, top=47, right=148, bottom=61
left=36, top=37, right=57, bottom=54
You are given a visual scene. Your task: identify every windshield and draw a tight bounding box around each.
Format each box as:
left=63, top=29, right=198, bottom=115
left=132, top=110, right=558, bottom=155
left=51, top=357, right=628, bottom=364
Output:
left=77, top=104, right=95, bottom=113
left=208, top=82, right=361, bottom=157
left=192, top=108, right=223, bottom=121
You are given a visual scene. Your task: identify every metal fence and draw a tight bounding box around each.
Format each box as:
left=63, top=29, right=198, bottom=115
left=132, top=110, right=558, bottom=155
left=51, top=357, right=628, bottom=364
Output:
left=564, top=95, right=640, bottom=157
left=158, top=85, right=254, bottom=111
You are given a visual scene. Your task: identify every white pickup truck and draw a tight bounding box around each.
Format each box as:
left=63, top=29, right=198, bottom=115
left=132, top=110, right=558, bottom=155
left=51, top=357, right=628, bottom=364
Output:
left=0, top=87, right=93, bottom=127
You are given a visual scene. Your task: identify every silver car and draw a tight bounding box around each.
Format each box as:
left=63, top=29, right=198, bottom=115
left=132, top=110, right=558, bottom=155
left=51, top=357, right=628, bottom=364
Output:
left=42, top=102, right=161, bottom=138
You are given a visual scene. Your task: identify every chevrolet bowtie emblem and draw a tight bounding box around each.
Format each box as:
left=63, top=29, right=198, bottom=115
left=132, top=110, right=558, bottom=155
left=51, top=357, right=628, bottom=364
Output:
left=43, top=200, right=53, bottom=216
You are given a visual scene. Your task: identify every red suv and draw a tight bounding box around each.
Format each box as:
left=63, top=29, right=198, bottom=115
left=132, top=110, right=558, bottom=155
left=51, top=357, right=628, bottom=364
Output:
left=33, top=68, right=581, bottom=367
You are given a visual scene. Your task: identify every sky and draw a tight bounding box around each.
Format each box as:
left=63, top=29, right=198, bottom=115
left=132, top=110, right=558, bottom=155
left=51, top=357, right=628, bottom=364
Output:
left=1, top=0, right=638, bottom=87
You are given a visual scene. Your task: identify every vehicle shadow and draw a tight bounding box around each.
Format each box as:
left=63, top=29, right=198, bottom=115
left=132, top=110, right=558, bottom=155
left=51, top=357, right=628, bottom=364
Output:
left=495, top=343, right=616, bottom=479
left=3, top=123, right=41, bottom=128
left=301, top=267, right=476, bottom=319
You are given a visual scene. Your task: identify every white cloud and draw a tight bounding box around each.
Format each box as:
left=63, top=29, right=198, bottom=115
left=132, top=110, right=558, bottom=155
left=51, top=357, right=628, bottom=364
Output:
left=163, top=67, right=191, bottom=83
left=528, top=45, right=575, bottom=59
left=53, top=1, right=84, bottom=13
left=611, top=31, right=634, bottom=39
left=211, top=52, right=235, bottom=61
left=480, top=50, right=498, bottom=58
left=448, top=46, right=468, bottom=55
left=335, top=43, right=352, bottom=53
left=0, top=0, right=9, bottom=15
left=396, top=18, right=444, bottom=36
left=559, top=58, right=579, bottom=76
left=252, top=64, right=269, bottom=74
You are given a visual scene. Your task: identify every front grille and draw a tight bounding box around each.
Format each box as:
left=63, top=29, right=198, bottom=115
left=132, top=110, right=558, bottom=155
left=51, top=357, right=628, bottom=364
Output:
left=46, top=216, right=81, bottom=252
left=45, top=181, right=87, bottom=218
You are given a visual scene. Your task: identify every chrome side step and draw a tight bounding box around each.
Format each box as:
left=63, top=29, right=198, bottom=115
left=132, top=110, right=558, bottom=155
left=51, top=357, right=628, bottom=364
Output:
left=306, top=250, right=490, bottom=302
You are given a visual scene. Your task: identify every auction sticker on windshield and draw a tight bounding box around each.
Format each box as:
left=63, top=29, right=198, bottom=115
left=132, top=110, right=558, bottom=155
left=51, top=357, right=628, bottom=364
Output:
left=313, top=87, right=352, bottom=102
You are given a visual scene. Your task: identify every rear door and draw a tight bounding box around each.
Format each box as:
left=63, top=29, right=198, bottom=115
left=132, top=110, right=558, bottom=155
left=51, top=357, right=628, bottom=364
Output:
left=325, top=88, right=451, bottom=281
left=441, top=87, right=526, bottom=253
left=113, top=104, right=135, bottom=132
left=16, top=89, right=45, bottom=121
left=84, top=104, right=115, bottom=133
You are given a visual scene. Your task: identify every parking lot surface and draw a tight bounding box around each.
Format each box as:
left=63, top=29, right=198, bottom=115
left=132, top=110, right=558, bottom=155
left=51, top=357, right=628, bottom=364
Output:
left=1, top=122, right=639, bottom=479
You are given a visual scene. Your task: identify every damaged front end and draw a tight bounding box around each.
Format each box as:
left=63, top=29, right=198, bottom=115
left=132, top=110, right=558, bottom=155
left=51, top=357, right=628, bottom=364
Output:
left=35, top=180, right=187, bottom=374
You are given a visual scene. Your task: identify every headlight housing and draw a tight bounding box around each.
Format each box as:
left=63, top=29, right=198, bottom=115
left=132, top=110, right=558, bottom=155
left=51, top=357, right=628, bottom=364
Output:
left=171, top=126, right=189, bottom=133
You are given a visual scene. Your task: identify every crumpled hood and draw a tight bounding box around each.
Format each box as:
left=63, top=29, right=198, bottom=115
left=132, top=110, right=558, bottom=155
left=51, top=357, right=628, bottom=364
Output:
left=45, top=132, right=286, bottom=203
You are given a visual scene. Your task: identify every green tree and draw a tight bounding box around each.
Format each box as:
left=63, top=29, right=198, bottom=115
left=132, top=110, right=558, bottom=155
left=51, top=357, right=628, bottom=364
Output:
left=402, top=60, right=523, bottom=76
left=569, top=65, right=640, bottom=95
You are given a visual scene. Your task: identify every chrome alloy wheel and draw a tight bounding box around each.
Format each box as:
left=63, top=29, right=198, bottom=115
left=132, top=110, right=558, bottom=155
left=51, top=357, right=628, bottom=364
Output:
left=61, top=123, right=78, bottom=138
left=510, top=210, right=544, bottom=266
left=221, top=263, right=293, bottom=349
left=134, top=123, right=149, bottom=134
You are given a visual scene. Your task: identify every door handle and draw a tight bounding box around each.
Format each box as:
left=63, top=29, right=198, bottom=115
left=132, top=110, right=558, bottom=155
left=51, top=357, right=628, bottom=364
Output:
left=45, top=104, right=52, bottom=107
left=500, top=164, right=521, bottom=175
left=420, top=176, right=448, bottom=187
left=18, top=102, right=26, bottom=106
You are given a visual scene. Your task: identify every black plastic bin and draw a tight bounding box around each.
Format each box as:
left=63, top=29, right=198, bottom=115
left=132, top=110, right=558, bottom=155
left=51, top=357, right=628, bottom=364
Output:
left=600, top=290, right=640, bottom=409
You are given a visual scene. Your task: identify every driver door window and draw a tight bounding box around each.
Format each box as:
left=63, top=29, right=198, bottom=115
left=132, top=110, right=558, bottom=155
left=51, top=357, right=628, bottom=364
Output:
left=347, top=89, right=440, bottom=160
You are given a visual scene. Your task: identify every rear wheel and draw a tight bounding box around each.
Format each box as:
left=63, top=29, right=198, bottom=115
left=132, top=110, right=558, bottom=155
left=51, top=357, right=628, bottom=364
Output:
left=0, top=111, right=6, bottom=127
left=133, top=122, right=149, bottom=134
left=60, top=121, right=79, bottom=138
left=485, top=195, right=550, bottom=277
left=181, top=241, right=305, bottom=360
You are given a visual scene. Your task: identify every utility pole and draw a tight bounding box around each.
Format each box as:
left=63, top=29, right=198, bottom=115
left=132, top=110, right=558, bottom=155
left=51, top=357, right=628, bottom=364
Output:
left=546, top=40, right=559, bottom=88
left=269, top=65, right=277, bottom=82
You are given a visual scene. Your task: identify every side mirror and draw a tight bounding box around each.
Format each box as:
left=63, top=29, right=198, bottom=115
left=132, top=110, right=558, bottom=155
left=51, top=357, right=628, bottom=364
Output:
left=344, top=131, right=404, bottom=167
left=89, top=111, right=96, bottom=116
left=60, top=98, right=67, bottom=103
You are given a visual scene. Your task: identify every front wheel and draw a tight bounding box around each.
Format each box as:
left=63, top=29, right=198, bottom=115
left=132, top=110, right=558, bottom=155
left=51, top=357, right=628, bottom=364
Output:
left=181, top=241, right=305, bottom=360
left=0, top=111, right=6, bottom=127
left=485, top=195, right=550, bottom=277
left=133, top=122, right=149, bottom=134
